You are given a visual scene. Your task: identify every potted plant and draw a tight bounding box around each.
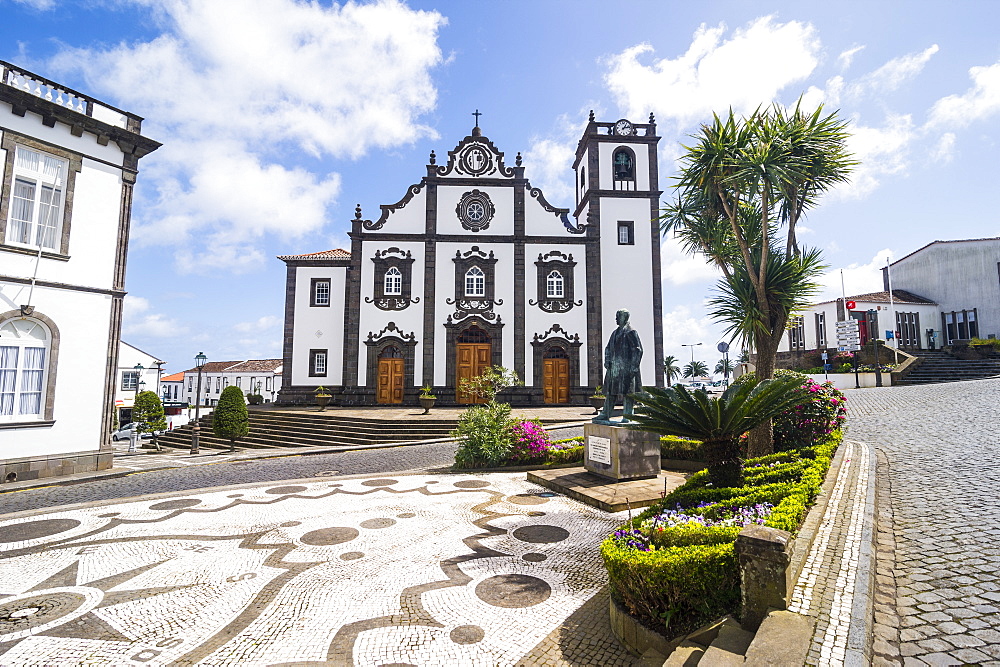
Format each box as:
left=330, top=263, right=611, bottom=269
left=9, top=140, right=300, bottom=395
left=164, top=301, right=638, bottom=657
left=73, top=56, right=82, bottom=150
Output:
left=418, top=385, right=436, bottom=415
left=246, top=381, right=264, bottom=405
left=314, top=386, right=332, bottom=411
left=589, top=385, right=605, bottom=415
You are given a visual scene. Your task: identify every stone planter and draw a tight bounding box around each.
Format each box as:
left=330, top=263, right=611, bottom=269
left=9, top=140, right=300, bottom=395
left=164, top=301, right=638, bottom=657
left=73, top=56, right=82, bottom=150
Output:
left=418, top=396, right=436, bottom=415
left=589, top=396, right=605, bottom=415
left=315, top=395, right=331, bottom=411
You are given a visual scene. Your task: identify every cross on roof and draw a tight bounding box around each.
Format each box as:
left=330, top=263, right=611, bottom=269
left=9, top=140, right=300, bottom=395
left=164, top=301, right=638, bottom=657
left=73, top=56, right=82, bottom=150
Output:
left=472, top=109, right=482, bottom=127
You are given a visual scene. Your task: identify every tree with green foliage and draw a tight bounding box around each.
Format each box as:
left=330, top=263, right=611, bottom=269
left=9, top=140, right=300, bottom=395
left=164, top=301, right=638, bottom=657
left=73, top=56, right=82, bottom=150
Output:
left=683, top=360, right=709, bottom=379
left=662, top=355, right=681, bottom=387
left=213, top=385, right=249, bottom=452
left=660, top=102, right=855, bottom=456
left=132, top=390, right=167, bottom=451
left=629, top=376, right=805, bottom=486
left=714, top=357, right=735, bottom=376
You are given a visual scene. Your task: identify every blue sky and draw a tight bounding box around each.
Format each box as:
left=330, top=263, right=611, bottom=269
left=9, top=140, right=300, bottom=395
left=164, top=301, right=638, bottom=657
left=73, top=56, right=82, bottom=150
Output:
left=3, top=0, right=999, bottom=376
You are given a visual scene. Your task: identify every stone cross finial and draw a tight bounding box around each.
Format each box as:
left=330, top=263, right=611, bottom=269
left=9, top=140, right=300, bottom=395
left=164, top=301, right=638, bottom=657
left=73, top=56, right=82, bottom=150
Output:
left=472, top=109, right=482, bottom=126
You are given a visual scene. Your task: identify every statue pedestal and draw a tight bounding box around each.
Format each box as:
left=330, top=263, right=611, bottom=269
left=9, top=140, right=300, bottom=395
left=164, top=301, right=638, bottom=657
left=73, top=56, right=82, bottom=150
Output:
left=583, top=423, right=660, bottom=482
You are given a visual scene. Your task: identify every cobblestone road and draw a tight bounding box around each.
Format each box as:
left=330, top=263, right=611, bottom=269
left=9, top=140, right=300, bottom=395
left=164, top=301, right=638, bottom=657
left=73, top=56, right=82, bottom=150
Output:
left=846, top=378, right=1000, bottom=666
left=0, top=442, right=460, bottom=516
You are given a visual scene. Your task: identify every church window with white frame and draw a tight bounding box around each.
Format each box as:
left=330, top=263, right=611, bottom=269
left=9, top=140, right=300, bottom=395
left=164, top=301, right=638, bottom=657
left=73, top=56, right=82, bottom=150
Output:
left=0, top=318, right=50, bottom=419
left=384, top=267, right=402, bottom=295
left=7, top=146, right=68, bottom=251
left=546, top=270, right=564, bottom=298
left=465, top=266, right=485, bottom=297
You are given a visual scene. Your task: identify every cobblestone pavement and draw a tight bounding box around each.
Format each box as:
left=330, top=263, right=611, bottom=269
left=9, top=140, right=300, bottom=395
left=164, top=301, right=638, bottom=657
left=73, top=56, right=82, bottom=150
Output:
left=0, top=441, right=461, bottom=516
left=0, top=471, right=636, bottom=665
left=845, top=378, right=1000, bottom=666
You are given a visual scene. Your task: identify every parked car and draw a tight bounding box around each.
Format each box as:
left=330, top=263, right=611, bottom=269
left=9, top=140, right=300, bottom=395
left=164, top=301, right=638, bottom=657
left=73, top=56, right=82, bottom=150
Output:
left=111, top=423, right=162, bottom=441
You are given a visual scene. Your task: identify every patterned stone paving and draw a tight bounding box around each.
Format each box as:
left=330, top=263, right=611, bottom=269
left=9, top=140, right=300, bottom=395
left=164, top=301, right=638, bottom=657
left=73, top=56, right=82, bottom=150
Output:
left=788, top=439, right=876, bottom=666
left=0, top=473, right=629, bottom=665
left=846, top=379, right=1000, bottom=666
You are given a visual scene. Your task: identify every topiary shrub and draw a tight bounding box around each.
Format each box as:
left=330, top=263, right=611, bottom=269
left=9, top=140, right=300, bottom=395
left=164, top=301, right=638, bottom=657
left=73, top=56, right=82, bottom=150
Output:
left=660, top=435, right=704, bottom=461
left=213, top=385, right=249, bottom=452
left=602, top=431, right=840, bottom=637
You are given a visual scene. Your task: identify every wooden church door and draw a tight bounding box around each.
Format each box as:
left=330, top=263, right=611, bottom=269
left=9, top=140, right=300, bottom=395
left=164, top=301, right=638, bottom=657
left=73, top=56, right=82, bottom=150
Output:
left=376, top=347, right=404, bottom=404
left=542, top=347, right=570, bottom=404
left=456, top=326, right=491, bottom=404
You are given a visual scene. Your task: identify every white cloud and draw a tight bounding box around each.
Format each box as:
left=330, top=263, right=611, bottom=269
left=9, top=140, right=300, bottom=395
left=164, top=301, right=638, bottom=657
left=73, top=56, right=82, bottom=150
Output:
left=927, top=59, right=1000, bottom=129
left=931, top=132, right=956, bottom=163
left=522, top=137, right=577, bottom=207
left=837, top=45, right=865, bottom=70
left=660, top=237, right=722, bottom=286
left=10, top=0, right=54, bottom=9
left=835, top=113, right=915, bottom=199
left=123, top=295, right=189, bottom=337
left=604, top=16, right=820, bottom=127
left=174, top=242, right=266, bottom=276
left=816, top=249, right=894, bottom=302
left=46, top=0, right=446, bottom=273
left=849, top=45, right=938, bottom=97
left=233, top=315, right=280, bottom=333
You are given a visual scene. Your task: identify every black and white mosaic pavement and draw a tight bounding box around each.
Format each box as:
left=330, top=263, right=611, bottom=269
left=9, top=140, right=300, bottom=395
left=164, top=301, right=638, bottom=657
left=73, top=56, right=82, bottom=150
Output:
left=0, top=473, right=622, bottom=665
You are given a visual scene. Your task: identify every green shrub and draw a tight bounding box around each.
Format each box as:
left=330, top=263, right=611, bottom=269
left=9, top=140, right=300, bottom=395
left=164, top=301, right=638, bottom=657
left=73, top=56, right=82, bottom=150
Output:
left=736, top=370, right=846, bottom=451
left=602, top=430, right=841, bottom=637
left=545, top=444, right=584, bottom=465
left=132, top=390, right=167, bottom=451
left=452, top=401, right=515, bottom=468
left=213, top=386, right=249, bottom=451
left=660, top=435, right=704, bottom=461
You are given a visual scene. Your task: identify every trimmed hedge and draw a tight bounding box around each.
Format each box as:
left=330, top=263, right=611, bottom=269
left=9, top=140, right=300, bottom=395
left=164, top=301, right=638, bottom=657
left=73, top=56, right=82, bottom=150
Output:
left=601, top=430, right=841, bottom=637
left=660, top=435, right=704, bottom=461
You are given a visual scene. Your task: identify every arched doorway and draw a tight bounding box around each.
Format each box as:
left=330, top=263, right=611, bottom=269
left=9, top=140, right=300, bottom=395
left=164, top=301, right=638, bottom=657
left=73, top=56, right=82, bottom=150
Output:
left=542, top=346, right=570, bottom=404
left=376, top=346, right=404, bottom=404
left=456, top=325, right=491, bottom=404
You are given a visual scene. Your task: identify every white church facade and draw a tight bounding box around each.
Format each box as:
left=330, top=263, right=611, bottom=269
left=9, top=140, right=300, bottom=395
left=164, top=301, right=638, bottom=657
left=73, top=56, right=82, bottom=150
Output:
left=278, top=114, right=664, bottom=406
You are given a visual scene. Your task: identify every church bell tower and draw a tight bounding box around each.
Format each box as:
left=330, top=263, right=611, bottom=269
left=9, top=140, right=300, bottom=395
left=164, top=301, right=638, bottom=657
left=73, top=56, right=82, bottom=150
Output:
left=572, top=112, right=664, bottom=387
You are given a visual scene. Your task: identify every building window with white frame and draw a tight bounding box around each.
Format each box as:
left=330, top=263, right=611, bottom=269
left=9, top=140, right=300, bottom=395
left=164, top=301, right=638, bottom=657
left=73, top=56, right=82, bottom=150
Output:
left=789, top=316, right=806, bottom=351
left=546, top=270, right=564, bottom=298
left=8, top=146, right=68, bottom=251
left=384, top=267, right=402, bottom=296
left=309, top=349, right=328, bottom=377
left=815, top=312, right=827, bottom=349
left=617, top=221, right=634, bottom=245
left=311, top=278, right=331, bottom=307
left=0, top=318, right=50, bottom=419
left=465, top=266, right=485, bottom=297
left=121, top=371, right=139, bottom=391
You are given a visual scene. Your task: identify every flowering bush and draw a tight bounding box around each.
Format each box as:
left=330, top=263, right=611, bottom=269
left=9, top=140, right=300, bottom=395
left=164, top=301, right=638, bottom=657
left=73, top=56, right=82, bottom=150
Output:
left=509, top=419, right=552, bottom=461
left=772, top=378, right=847, bottom=451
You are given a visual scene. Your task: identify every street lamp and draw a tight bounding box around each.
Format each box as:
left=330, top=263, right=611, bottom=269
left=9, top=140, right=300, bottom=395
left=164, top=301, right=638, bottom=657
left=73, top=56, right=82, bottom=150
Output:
left=190, top=352, right=207, bottom=454
left=681, top=343, right=703, bottom=379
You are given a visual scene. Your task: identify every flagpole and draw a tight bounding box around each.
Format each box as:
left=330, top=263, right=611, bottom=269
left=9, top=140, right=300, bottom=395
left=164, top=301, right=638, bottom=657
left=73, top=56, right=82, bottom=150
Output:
left=886, top=257, right=899, bottom=364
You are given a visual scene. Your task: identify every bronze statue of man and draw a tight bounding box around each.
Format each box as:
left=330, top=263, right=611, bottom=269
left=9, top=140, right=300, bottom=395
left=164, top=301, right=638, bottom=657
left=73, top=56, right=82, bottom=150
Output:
left=594, top=308, right=642, bottom=423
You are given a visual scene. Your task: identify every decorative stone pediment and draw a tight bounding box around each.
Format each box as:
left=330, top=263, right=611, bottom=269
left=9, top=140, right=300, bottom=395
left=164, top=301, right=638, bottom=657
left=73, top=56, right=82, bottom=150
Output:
left=433, top=134, right=515, bottom=179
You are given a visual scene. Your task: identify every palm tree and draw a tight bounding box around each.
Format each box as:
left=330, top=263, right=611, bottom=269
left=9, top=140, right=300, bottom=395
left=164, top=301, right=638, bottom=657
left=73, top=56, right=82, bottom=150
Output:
left=663, top=355, right=681, bottom=386
left=660, top=102, right=854, bottom=456
left=715, top=357, right=735, bottom=376
left=629, top=376, right=805, bottom=486
left=683, top=360, right=709, bottom=378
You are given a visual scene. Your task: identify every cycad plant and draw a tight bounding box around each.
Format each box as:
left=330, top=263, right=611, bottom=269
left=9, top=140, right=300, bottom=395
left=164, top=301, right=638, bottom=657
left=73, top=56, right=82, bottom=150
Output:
left=629, top=375, right=805, bottom=487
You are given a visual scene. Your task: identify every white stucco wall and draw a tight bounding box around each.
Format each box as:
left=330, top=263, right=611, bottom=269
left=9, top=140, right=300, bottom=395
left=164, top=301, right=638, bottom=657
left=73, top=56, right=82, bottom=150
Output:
left=433, top=242, right=514, bottom=385
left=598, top=198, right=657, bottom=384
left=891, top=240, right=1000, bottom=340
left=365, top=184, right=426, bottom=234
left=291, top=266, right=347, bottom=386
left=357, top=241, right=425, bottom=386
left=523, top=243, right=589, bottom=385
left=523, top=190, right=573, bottom=237
left=0, top=283, right=112, bottom=457
left=597, top=141, right=651, bottom=191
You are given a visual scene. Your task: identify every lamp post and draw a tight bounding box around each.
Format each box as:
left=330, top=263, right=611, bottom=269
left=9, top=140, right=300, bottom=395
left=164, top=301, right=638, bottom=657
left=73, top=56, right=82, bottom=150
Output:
left=190, top=352, right=207, bottom=454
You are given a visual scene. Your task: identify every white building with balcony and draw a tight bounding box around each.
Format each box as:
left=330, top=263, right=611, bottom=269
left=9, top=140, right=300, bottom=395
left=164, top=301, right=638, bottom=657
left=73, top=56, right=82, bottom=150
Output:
left=0, top=61, right=160, bottom=483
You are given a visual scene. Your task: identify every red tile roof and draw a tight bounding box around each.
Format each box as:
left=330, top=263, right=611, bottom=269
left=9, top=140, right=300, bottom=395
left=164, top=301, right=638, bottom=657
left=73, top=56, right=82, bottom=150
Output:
left=277, top=248, right=350, bottom=260
left=226, top=359, right=282, bottom=373
left=161, top=371, right=185, bottom=382
left=848, top=290, right=936, bottom=305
